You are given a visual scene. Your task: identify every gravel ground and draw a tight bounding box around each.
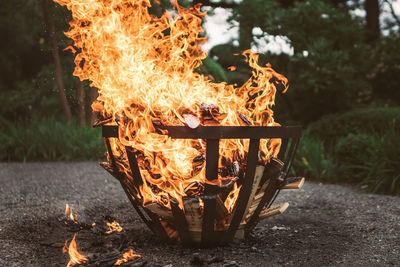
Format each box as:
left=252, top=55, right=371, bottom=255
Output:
left=0, top=162, right=399, bottom=267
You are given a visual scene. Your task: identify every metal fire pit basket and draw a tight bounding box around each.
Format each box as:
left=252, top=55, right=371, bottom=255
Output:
left=101, top=125, right=302, bottom=246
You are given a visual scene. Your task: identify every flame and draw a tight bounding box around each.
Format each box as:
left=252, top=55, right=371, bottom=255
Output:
left=64, top=234, right=88, bottom=267
left=55, top=0, right=287, bottom=212
left=106, top=220, right=123, bottom=234
left=114, top=248, right=142, bottom=266
left=65, top=204, right=78, bottom=224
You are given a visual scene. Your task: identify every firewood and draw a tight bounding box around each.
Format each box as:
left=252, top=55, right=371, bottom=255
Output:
left=183, top=114, right=200, bottom=129
left=92, top=117, right=112, bottom=127
left=238, top=113, right=252, bottom=126
left=183, top=197, right=202, bottom=237
left=258, top=202, right=289, bottom=221
left=144, top=202, right=173, bottom=220
left=241, top=165, right=265, bottom=219
left=245, top=158, right=284, bottom=220
left=281, top=177, right=305, bottom=190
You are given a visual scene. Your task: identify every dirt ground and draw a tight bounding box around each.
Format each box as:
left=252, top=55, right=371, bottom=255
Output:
left=0, top=162, right=399, bottom=267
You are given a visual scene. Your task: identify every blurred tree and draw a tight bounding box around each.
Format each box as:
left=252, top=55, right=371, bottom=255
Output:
left=365, top=0, right=380, bottom=41
left=41, top=0, right=72, bottom=121
left=76, top=79, right=85, bottom=125
left=233, top=0, right=373, bottom=123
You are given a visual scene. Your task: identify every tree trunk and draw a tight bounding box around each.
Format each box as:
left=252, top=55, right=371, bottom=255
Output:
left=89, top=86, right=99, bottom=125
left=365, top=0, right=380, bottom=41
left=41, top=0, right=72, bottom=121
left=239, top=22, right=253, bottom=50
left=77, top=79, right=85, bottom=126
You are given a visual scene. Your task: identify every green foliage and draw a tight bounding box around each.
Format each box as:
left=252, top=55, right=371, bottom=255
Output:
left=369, top=34, right=400, bottom=105
left=335, top=129, right=400, bottom=196
left=196, top=57, right=228, bottom=82
left=292, top=136, right=336, bottom=181
left=0, top=118, right=105, bottom=161
left=270, top=0, right=371, bottom=123
left=307, top=107, right=400, bottom=146
left=294, top=107, right=400, bottom=196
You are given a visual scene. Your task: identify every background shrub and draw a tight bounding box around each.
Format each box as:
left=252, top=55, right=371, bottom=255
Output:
left=306, top=107, right=400, bottom=147
left=0, top=117, right=105, bottom=161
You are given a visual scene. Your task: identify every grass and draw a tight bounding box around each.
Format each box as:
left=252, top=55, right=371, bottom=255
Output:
left=0, top=117, right=105, bottom=161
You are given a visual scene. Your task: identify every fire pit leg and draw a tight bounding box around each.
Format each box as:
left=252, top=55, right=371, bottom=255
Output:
left=201, top=139, right=219, bottom=245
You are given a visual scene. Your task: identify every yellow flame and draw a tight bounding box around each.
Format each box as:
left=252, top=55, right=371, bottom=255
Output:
left=64, top=234, right=88, bottom=267
left=65, top=204, right=78, bottom=224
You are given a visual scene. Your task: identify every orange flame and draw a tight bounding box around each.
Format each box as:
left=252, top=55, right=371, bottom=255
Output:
left=54, top=0, right=288, bottom=211
left=64, top=234, right=88, bottom=267
left=114, top=248, right=142, bottom=266
left=106, top=220, right=123, bottom=234
left=65, top=204, right=77, bottom=224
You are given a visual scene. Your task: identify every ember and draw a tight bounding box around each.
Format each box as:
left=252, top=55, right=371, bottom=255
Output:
left=55, top=0, right=304, bottom=245
left=114, top=249, right=142, bottom=266
left=106, top=220, right=123, bottom=234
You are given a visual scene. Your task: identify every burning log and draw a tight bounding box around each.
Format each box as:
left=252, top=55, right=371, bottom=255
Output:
left=183, top=114, right=201, bottom=129
left=238, top=113, right=253, bottom=126
left=144, top=202, right=173, bottom=220
left=183, top=197, right=203, bottom=242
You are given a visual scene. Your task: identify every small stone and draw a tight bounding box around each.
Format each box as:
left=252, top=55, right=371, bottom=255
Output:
left=223, top=260, right=238, bottom=267
left=190, top=253, right=205, bottom=266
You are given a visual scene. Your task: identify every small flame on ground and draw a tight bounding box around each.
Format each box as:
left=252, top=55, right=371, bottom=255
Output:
left=114, top=249, right=142, bottom=266
left=64, top=234, right=88, bottom=267
left=106, top=220, right=123, bottom=234
left=65, top=204, right=78, bottom=224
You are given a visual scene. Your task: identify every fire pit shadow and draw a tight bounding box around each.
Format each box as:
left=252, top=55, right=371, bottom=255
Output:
left=101, top=125, right=302, bottom=247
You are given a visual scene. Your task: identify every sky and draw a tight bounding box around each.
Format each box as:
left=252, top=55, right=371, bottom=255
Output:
left=201, top=1, right=400, bottom=55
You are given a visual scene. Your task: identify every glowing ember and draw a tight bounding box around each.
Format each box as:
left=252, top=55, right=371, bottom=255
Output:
left=54, top=0, right=288, bottom=211
left=64, top=234, right=88, bottom=267
left=114, top=249, right=142, bottom=266
left=106, top=220, right=123, bottom=234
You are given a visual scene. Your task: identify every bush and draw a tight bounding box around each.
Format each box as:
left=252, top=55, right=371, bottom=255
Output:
left=335, top=129, right=400, bottom=195
left=292, top=136, right=336, bottom=182
left=307, top=107, right=400, bottom=147
left=0, top=118, right=105, bottom=161
left=295, top=107, right=400, bottom=196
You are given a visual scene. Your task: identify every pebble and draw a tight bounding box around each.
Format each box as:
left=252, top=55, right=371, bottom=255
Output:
left=223, top=260, right=238, bottom=267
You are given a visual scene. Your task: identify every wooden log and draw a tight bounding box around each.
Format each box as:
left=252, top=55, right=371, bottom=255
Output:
left=241, top=165, right=265, bottom=219
left=250, top=158, right=284, bottom=209
left=258, top=202, right=289, bottom=221
left=281, top=177, right=305, bottom=190
left=183, top=198, right=202, bottom=241
left=144, top=203, right=173, bottom=220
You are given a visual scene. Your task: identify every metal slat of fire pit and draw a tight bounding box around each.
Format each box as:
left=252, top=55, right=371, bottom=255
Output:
left=102, top=125, right=301, bottom=139
left=201, top=139, right=219, bottom=244
left=225, top=138, right=260, bottom=242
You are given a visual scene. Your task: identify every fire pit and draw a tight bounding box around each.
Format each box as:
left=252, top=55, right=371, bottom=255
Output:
left=54, top=0, right=306, bottom=247
left=101, top=124, right=302, bottom=246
